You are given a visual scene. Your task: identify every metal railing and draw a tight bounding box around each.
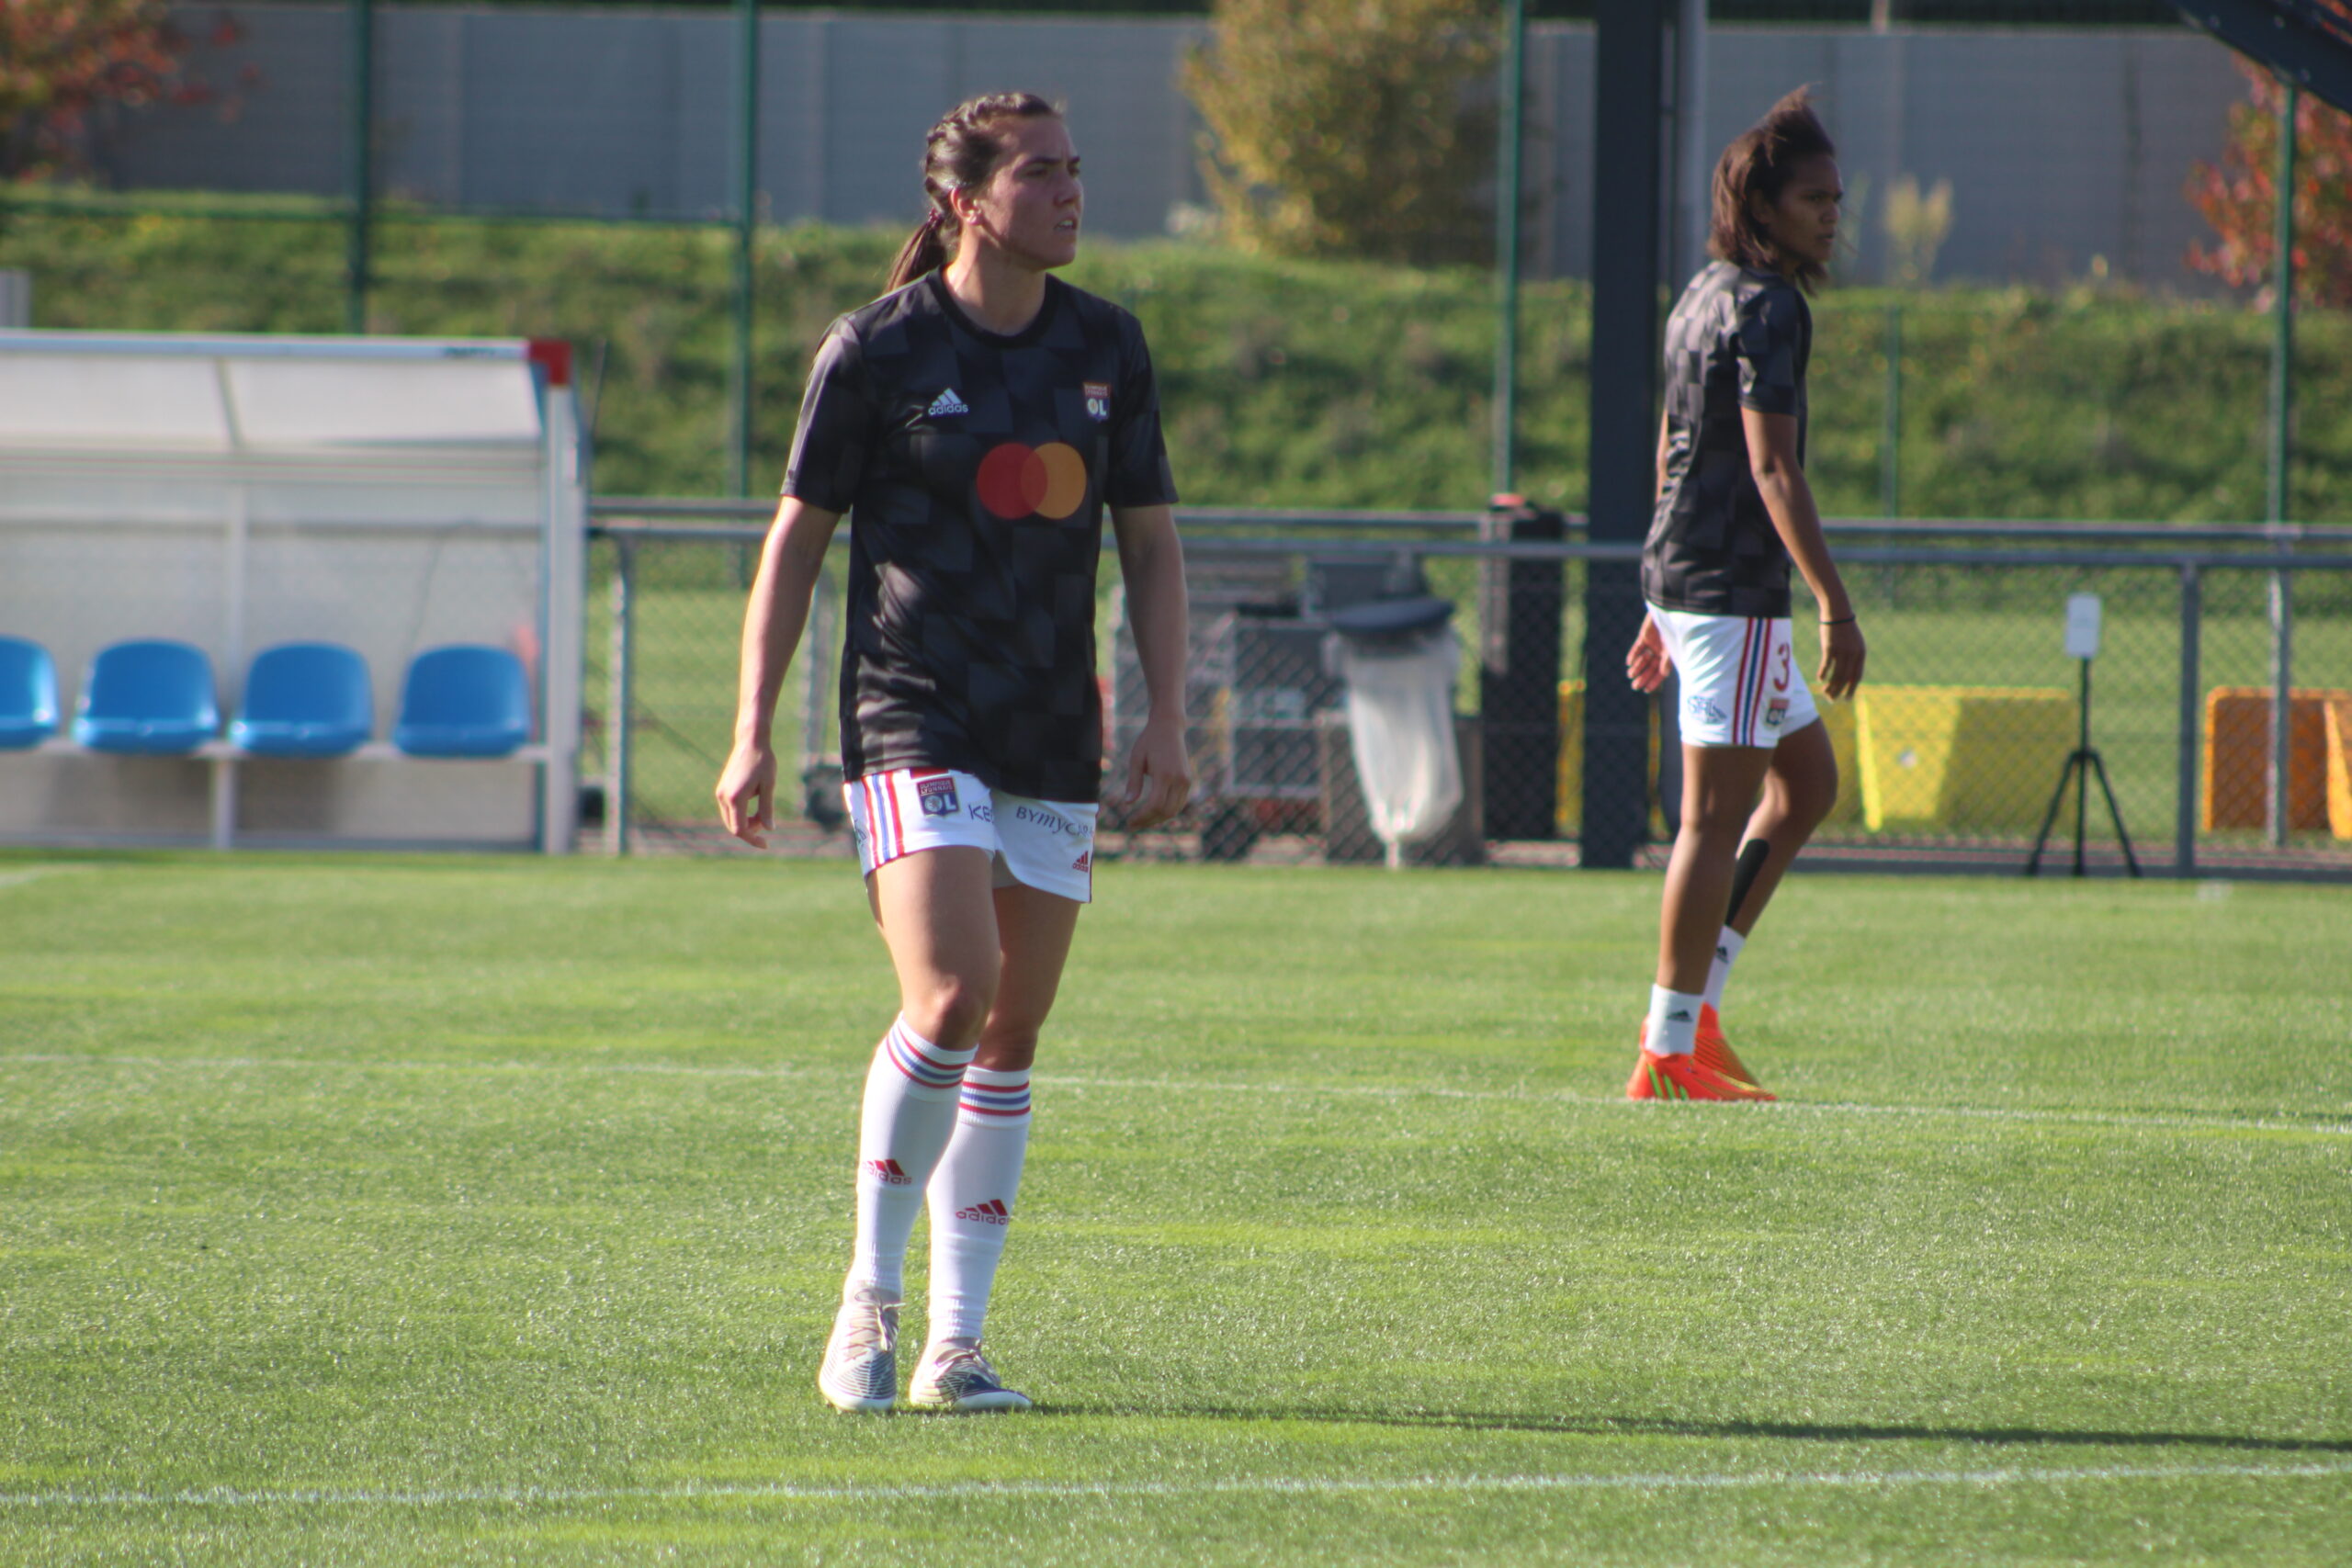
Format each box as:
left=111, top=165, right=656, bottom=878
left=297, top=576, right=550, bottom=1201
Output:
left=587, top=499, right=2352, bottom=878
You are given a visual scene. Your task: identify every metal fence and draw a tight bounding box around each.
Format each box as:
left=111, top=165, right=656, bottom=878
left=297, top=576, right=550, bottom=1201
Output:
left=586, top=501, right=2352, bottom=880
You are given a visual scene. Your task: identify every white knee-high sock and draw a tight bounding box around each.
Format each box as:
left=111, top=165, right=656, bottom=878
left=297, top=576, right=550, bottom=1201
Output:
left=849, top=1017, right=975, bottom=1301
left=926, top=1066, right=1032, bottom=1347
left=1704, top=927, right=1747, bottom=1012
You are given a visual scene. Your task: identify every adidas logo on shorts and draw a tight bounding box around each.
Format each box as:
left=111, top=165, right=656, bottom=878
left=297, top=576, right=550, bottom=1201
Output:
left=1071, top=850, right=1091, bottom=872
left=927, top=388, right=969, bottom=418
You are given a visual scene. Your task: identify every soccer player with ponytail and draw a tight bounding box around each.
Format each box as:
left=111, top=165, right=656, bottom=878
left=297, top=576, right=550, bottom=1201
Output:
left=717, top=93, right=1191, bottom=1410
left=1622, top=87, right=1866, bottom=1101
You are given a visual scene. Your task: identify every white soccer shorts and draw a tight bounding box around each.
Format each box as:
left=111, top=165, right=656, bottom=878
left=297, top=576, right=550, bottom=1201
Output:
left=844, top=767, right=1097, bottom=903
left=1648, top=604, right=1821, bottom=750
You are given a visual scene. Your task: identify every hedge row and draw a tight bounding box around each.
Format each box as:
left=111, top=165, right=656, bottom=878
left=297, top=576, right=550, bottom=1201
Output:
left=3, top=201, right=2345, bottom=523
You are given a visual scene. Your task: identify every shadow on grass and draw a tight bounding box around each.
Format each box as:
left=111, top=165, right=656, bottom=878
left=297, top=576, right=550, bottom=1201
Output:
left=1038, top=1405, right=2352, bottom=1455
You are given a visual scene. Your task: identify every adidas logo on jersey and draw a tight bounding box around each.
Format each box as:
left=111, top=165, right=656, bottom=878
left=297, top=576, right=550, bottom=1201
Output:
left=865, top=1157, right=913, bottom=1187
left=955, top=1198, right=1012, bottom=1225
left=927, top=388, right=969, bottom=418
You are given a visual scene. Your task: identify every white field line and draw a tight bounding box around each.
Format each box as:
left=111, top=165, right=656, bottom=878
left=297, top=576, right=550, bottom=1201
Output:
left=0, top=865, right=97, bottom=891
left=1, top=1053, right=2346, bottom=1137
left=5, top=1456, right=2350, bottom=1512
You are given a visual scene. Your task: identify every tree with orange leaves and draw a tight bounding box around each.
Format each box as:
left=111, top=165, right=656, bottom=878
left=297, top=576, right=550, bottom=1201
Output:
left=0, top=0, right=244, bottom=182
left=2186, top=8, right=2352, bottom=309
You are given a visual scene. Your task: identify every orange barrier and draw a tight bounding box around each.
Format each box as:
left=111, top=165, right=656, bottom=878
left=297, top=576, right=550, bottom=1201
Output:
left=2199, top=688, right=2351, bottom=833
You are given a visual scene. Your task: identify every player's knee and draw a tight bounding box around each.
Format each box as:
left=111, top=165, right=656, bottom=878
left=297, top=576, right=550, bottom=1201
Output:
left=907, top=974, right=997, bottom=1048
left=1680, top=785, right=1755, bottom=841
left=1783, top=762, right=1838, bottom=831
left=974, top=1031, right=1039, bottom=1075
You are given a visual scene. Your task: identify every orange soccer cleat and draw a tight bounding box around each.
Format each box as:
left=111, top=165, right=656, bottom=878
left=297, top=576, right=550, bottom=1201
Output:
left=1692, top=1004, right=1764, bottom=1092
left=1626, top=1036, right=1774, bottom=1102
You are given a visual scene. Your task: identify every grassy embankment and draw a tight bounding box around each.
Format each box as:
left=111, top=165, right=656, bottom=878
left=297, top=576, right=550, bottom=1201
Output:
left=5, top=193, right=2349, bottom=520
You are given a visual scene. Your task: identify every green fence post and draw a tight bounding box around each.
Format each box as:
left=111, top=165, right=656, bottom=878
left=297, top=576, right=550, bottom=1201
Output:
left=2177, top=561, right=2200, bottom=878
left=345, top=0, right=375, bottom=335
left=1490, top=0, right=1526, bottom=501
left=2266, top=81, right=2296, bottom=849
left=729, top=0, right=761, bottom=503
left=1881, top=301, right=1902, bottom=519
left=607, top=536, right=637, bottom=858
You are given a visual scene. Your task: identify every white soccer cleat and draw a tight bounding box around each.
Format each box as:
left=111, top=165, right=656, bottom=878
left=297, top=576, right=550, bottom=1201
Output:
left=817, top=1284, right=900, bottom=1414
left=907, top=1341, right=1033, bottom=1413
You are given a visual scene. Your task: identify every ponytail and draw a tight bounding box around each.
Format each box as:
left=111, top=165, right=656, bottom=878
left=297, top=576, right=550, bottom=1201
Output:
left=887, top=208, right=952, bottom=294
left=882, top=91, right=1060, bottom=294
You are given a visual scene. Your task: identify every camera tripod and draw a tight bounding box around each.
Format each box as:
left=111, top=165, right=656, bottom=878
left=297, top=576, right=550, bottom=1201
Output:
left=2027, top=655, right=2140, bottom=878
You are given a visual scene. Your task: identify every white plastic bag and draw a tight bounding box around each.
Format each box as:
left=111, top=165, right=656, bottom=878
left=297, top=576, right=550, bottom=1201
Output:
left=1336, top=627, right=1462, bottom=867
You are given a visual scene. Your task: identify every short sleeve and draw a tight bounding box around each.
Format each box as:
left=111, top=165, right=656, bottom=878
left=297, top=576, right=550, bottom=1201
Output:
left=1103, top=310, right=1179, bottom=509
left=779, top=317, right=875, bottom=513
left=1733, top=286, right=1806, bottom=417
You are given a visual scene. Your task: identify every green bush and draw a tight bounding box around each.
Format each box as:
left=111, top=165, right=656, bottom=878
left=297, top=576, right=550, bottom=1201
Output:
left=1182, top=0, right=1496, bottom=266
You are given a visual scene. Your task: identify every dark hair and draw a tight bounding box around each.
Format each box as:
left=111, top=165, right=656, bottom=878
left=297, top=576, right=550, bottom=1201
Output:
left=885, top=92, right=1063, bottom=293
left=1709, top=87, right=1838, bottom=290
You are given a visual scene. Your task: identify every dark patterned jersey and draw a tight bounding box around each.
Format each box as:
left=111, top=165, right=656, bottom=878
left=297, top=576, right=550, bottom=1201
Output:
left=782, top=272, right=1178, bottom=803
left=1643, top=261, right=1811, bottom=618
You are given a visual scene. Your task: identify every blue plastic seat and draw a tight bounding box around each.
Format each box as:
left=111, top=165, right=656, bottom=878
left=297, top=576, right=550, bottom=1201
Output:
left=230, top=643, right=375, bottom=758
left=392, top=645, right=532, bottom=759
left=73, top=640, right=220, bottom=755
left=0, top=637, right=60, bottom=750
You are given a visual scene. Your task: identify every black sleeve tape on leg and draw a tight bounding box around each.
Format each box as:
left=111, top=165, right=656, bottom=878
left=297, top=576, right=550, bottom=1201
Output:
left=1724, top=839, right=1772, bottom=928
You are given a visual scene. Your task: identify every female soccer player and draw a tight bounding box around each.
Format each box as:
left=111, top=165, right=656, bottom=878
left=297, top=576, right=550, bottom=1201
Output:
left=1622, top=87, right=1865, bottom=1101
left=716, top=92, right=1192, bottom=1411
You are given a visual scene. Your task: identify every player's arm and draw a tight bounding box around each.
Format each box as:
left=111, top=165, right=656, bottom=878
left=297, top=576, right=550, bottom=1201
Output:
left=717, top=497, right=842, bottom=847
left=1627, top=412, right=1675, bottom=694
left=1108, top=502, right=1192, bottom=829
left=1742, top=406, right=1864, bottom=700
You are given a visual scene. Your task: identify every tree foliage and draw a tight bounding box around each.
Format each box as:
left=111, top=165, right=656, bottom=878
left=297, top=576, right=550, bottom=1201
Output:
left=1182, top=0, right=1498, bottom=266
left=0, top=0, right=243, bottom=182
left=2186, top=21, right=2352, bottom=309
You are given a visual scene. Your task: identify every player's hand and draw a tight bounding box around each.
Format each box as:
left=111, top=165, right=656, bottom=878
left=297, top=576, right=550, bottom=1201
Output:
left=1818, top=618, right=1866, bottom=702
left=1123, top=712, right=1193, bottom=830
left=1625, top=613, right=1673, bottom=694
left=715, top=739, right=777, bottom=849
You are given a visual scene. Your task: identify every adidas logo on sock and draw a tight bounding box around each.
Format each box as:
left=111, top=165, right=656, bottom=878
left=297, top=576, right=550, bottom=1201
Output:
left=865, top=1157, right=912, bottom=1187
left=955, top=1198, right=1012, bottom=1225
left=1666, top=1009, right=1694, bottom=1022
left=926, top=388, right=969, bottom=418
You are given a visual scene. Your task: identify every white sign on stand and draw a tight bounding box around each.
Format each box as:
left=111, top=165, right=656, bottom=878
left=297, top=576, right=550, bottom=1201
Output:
left=2064, top=592, right=2103, bottom=660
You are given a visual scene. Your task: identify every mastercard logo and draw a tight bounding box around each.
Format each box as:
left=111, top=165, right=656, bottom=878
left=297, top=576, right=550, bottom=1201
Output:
left=977, top=441, right=1087, bottom=521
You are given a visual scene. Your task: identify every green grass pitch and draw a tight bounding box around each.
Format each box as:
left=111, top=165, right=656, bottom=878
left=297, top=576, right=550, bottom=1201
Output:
left=1, top=852, right=2346, bottom=1565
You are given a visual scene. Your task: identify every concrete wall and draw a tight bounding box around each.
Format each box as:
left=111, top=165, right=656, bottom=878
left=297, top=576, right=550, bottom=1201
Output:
left=105, top=6, right=2250, bottom=288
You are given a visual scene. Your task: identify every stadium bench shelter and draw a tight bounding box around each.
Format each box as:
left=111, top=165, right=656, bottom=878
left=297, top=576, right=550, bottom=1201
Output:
left=0, top=331, right=586, bottom=851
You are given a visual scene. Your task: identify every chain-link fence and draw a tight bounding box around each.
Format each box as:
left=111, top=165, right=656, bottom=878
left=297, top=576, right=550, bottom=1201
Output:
left=585, top=505, right=2352, bottom=878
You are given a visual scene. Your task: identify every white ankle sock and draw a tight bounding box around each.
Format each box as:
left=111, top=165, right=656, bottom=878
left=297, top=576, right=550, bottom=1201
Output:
left=926, top=1066, right=1033, bottom=1346
left=849, top=1017, right=975, bottom=1301
left=1703, top=928, right=1746, bottom=1012
left=1646, top=985, right=1704, bottom=1057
